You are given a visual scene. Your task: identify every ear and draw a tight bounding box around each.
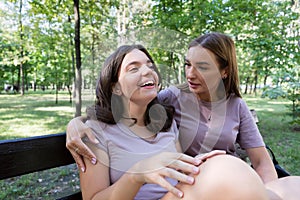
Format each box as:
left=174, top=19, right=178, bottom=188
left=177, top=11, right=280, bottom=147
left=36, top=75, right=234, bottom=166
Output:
left=112, top=83, right=122, bottom=96
left=221, top=67, right=228, bottom=79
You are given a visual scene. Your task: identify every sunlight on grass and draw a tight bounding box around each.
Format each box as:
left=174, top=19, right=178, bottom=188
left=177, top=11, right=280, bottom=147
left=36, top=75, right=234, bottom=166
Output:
left=1, top=118, right=64, bottom=138
left=35, top=106, right=74, bottom=112
left=268, top=101, right=291, bottom=105
left=255, top=108, right=275, bottom=112
left=0, top=92, right=74, bottom=139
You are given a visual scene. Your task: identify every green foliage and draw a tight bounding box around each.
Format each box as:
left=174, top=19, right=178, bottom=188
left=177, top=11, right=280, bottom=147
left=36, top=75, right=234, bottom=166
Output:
left=0, top=0, right=299, bottom=96
left=262, top=70, right=300, bottom=126
left=262, top=86, right=287, bottom=99
left=0, top=2, right=299, bottom=198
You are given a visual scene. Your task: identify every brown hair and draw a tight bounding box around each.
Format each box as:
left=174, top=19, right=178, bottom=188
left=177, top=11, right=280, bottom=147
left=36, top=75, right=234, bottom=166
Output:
left=88, top=44, right=174, bottom=133
left=179, top=32, right=241, bottom=98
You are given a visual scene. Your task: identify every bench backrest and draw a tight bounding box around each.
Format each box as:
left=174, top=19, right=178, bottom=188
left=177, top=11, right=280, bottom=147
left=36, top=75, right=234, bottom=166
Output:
left=0, top=133, right=82, bottom=200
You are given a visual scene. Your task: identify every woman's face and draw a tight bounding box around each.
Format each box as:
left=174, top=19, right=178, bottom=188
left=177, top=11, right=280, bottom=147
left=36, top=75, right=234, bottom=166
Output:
left=185, top=46, right=227, bottom=100
left=116, top=49, right=159, bottom=106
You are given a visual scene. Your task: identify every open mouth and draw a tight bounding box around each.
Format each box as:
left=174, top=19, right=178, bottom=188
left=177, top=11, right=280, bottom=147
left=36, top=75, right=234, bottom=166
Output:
left=188, top=81, right=199, bottom=86
left=140, top=80, right=155, bottom=87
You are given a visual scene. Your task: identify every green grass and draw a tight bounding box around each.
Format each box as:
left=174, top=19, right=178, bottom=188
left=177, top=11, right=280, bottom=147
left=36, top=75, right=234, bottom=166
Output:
left=0, top=165, right=80, bottom=200
left=0, top=91, right=299, bottom=199
left=244, top=95, right=300, bottom=176
left=0, top=92, right=73, bottom=140
left=0, top=90, right=95, bottom=199
left=0, top=89, right=94, bottom=140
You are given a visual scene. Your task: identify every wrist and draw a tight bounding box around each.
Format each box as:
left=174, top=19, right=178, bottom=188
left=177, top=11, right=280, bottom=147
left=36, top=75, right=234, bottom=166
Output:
left=127, top=163, right=145, bottom=186
left=127, top=172, right=145, bottom=188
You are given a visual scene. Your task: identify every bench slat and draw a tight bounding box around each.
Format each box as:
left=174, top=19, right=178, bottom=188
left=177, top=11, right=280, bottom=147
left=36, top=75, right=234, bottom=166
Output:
left=57, top=191, right=82, bottom=200
left=0, top=133, right=75, bottom=179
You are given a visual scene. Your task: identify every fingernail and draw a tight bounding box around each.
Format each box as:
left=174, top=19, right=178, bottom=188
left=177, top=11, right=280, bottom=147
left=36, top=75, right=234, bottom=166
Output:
left=177, top=191, right=183, bottom=198
left=94, top=139, right=99, bottom=143
left=91, top=158, right=97, bottom=165
left=193, top=166, right=199, bottom=173
left=187, top=176, right=194, bottom=184
left=195, top=159, right=201, bottom=165
left=81, top=167, right=85, bottom=172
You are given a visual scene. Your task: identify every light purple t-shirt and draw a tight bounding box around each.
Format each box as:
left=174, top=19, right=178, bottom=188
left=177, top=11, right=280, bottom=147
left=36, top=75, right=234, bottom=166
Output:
left=158, top=86, right=265, bottom=157
left=84, top=119, right=179, bottom=200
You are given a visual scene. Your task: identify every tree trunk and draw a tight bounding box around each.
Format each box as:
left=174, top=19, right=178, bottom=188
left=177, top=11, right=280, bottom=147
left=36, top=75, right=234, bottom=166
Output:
left=19, top=0, right=24, bottom=95
left=263, top=74, right=268, bottom=87
left=55, top=65, right=58, bottom=104
left=253, top=71, right=258, bottom=95
left=244, top=76, right=249, bottom=95
left=74, top=0, right=82, bottom=117
left=68, top=15, right=75, bottom=104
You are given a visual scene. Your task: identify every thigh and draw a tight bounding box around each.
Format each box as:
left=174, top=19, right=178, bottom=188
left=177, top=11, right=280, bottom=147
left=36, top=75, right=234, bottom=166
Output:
left=162, top=155, right=268, bottom=200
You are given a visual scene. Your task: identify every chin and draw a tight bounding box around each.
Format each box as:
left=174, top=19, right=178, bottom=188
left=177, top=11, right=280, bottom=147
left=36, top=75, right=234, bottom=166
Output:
left=189, top=87, right=200, bottom=93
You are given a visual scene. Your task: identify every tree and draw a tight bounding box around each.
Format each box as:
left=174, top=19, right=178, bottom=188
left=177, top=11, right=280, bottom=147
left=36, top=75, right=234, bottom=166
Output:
left=74, top=0, right=82, bottom=117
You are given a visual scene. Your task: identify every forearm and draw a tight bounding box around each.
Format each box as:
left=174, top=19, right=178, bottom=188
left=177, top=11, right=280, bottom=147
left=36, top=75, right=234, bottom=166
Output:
left=247, top=147, right=278, bottom=183
left=254, top=161, right=278, bottom=183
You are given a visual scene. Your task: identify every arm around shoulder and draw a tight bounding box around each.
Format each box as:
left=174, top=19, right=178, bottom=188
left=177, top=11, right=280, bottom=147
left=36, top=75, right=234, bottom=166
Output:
left=66, top=116, right=99, bottom=172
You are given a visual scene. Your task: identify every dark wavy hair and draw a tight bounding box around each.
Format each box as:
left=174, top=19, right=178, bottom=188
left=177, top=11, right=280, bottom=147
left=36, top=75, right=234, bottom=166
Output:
left=87, top=44, right=174, bottom=133
left=179, top=32, right=241, bottom=98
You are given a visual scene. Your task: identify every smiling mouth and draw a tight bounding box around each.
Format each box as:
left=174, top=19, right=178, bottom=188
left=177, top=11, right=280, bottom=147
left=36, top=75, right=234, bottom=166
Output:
left=140, top=80, right=155, bottom=87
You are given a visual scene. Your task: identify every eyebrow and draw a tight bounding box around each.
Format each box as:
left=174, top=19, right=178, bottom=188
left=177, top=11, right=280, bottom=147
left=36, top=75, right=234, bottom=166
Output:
left=195, top=62, right=210, bottom=65
left=125, top=60, right=152, bottom=68
left=185, top=58, right=210, bottom=65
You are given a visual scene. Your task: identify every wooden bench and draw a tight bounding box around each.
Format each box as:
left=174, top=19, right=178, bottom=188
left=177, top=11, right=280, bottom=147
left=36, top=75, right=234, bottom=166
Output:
left=0, top=133, right=82, bottom=200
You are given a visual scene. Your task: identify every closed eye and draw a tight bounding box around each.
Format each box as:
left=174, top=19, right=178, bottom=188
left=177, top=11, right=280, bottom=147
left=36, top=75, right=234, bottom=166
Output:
left=147, top=64, right=155, bottom=70
left=196, top=66, right=208, bottom=71
left=128, top=66, right=139, bottom=72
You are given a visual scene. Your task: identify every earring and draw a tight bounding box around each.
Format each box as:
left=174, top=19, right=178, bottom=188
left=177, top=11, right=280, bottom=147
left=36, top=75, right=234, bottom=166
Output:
left=222, top=75, right=227, bottom=79
left=112, top=88, right=122, bottom=96
left=115, top=89, right=122, bottom=95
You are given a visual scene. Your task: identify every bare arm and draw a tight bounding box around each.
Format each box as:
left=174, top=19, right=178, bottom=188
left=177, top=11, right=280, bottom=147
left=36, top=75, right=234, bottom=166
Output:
left=66, top=116, right=99, bottom=172
left=246, top=146, right=278, bottom=183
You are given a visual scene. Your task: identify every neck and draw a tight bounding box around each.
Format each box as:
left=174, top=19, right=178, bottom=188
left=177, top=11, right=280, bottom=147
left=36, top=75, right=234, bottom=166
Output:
left=123, top=102, right=147, bottom=126
left=196, top=90, right=226, bottom=102
left=196, top=92, right=215, bottom=102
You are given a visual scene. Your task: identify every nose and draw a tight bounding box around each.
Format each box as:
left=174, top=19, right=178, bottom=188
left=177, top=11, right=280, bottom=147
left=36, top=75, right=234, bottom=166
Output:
left=185, top=65, right=197, bottom=79
left=141, top=65, right=154, bottom=76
